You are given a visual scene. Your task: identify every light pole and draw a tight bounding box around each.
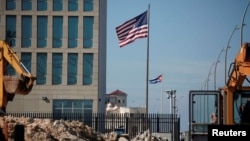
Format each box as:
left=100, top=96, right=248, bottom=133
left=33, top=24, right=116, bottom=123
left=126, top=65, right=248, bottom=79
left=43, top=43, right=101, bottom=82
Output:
left=214, top=60, right=220, bottom=90
left=214, top=47, right=224, bottom=90
left=205, top=62, right=215, bottom=90
left=166, top=90, right=176, bottom=114
left=240, top=0, right=250, bottom=46
left=165, top=90, right=176, bottom=141
left=224, top=25, right=240, bottom=85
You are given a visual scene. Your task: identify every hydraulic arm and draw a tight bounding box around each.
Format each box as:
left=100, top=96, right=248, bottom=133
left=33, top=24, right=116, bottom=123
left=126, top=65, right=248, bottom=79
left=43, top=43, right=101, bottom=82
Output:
left=227, top=42, right=250, bottom=88
left=0, top=40, right=36, bottom=112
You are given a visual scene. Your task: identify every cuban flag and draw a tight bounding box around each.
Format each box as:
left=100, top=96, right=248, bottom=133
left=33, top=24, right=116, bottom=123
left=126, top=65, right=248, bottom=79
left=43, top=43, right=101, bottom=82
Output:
left=149, top=74, right=162, bottom=84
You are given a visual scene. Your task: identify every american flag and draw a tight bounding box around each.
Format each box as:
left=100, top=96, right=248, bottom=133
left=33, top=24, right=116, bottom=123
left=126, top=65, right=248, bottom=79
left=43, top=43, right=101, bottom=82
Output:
left=149, top=75, right=162, bottom=84
left=116, top=11, right=148, bottom=47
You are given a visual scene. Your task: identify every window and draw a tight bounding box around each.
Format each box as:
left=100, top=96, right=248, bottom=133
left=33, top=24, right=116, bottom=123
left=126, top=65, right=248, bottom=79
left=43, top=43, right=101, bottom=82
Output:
left=83, top=16, right=94, bottom=48
left=53, top=99, right=93, bottom=124
left=68, top=0, right=78, bottom=11
left=109, top=97, right=116, bottom=104
left=37, top=16, right=48, bottom=48
left=37, top=53, right=47, bottom=85
left=22, top=0, right=32, bottom=10
left=6, top=0, right=16, bottom=10
left=52, top=53, right=62, bottom=85
left=53, top=99, right=93, bottom=114
left=53, top=0, right=63, bottom=11
left=233, top=91, right=250, bottom=124
left=191, top=94, right=218, bottom=124
left=68, top=16, right=78, bottom=48
left=83, top=0, right=93, bottom=11
left=6, top=16, right=16, bottom=46
left=21, top=16, right=32, bottom=48
left=37, top=0, right=47, bottom=11
left=53, top=16, right=63, bottom=48
left=21, top=53, right=32, bottom=72
left=83, top=53, right=93, bottom=85
left=67, top=53, right=78, bottom=85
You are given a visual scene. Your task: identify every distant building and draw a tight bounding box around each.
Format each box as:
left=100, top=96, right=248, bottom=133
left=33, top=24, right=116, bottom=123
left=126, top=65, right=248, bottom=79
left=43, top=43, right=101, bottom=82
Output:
left=105, top=89, right=146, bottom=114
left=105, top=89, right=147, bottom=135
left=106, top=89, right=127, bottom=107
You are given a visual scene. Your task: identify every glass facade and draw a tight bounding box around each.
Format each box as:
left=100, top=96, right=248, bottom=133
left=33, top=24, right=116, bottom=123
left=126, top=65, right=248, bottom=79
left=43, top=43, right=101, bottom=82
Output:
left=52, top=53, right=63, bottom=85
left=36, top=53, right=47, bottom=85
left=21, top=16, right=32, bottom=48
left=53, top=99, right=93, bottom=125
left=21, top=0, right=32, bottom=10
left=53, top=99, right=93, bottom=114
left=67, top=53, right=78, bottom=85
left=53, top=0, right=63, bottom=11
left=84, top=0, right=93, bottom=11
left=53, top=16, right=63, bottom=48
left=83, top=16, right=94, bottom=48
left=6, top=0, right=94, bottom=11
left=37, top=16, right=48, bottom=48
left=68, top=16, right=78, bottom=48
left=83, top=53, right=93, bottom=85
left=68, top=0, right=78, bottom=11
left=6, top=0, right=16, bottom=10
left=37, top=0, right=47, bottom=11
left=6, top=16, right=16, bottom=46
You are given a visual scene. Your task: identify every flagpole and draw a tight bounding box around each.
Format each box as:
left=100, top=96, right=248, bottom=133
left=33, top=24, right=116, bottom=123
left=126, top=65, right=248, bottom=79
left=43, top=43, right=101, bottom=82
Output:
left=146, top=4, right=150, bottom=115
left=161, top=74, right=163, bottom=114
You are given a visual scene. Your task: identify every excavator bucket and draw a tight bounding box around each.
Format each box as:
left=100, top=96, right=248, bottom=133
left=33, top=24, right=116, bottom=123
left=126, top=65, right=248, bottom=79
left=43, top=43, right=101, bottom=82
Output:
left=15, top=79, right=33, bottom=95
left=3, top=75, right=33, bottom=95
left=3, top=76, right=19, bottom=94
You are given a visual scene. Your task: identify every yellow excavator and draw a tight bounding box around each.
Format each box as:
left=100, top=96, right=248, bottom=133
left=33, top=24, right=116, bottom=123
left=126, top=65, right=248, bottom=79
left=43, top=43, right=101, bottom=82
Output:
left=0, top=40, right=36, bottom=113
left=189, top=42, right=250, bottom=141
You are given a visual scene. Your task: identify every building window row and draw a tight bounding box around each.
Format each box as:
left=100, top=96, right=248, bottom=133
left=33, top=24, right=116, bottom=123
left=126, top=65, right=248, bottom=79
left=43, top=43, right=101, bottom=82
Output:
left=6, top=15, right=94, bottom=49
left=7, top=53, right=93, bottom=86
left=53, top=99, right=93, bottom=114
left=6, top=0, right=93, bottom=11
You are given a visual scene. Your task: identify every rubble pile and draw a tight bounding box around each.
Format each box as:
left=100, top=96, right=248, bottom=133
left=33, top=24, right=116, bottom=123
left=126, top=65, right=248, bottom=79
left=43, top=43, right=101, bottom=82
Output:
left=0, top=116, right=104, bottom=141
left=0, top=116, right=164, bottom=141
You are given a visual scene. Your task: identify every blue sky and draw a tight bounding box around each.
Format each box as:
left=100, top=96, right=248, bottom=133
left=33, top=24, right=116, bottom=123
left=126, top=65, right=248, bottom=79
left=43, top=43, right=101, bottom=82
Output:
left=107, top=0, right=250, bottom=131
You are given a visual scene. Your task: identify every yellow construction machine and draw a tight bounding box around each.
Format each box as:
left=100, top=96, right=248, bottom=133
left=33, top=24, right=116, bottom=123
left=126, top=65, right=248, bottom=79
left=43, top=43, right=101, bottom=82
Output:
left=0, top=40, right=36, bottom=113
left=189, top=42, right=250, bottom=141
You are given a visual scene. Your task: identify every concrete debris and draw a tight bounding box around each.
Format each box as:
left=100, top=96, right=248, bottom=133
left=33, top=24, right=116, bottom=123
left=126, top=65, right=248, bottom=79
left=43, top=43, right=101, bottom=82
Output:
left=131, top=129, right=152, bottom=141
left=0, top=115, right=104, bottom=141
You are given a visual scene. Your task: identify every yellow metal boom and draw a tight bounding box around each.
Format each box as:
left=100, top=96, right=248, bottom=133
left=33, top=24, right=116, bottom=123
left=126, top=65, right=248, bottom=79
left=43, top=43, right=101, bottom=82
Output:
left=0, top=40, right=36, bottom=112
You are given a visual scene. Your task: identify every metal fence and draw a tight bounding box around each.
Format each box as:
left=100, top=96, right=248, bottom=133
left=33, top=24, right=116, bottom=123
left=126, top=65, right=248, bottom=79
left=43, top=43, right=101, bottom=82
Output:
left=5, top=112, right=180, bottom=140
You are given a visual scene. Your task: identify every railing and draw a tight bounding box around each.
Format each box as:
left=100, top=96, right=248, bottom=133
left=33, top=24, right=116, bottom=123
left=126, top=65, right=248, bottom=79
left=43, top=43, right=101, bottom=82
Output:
left=5, top=112, right=180, bottom=140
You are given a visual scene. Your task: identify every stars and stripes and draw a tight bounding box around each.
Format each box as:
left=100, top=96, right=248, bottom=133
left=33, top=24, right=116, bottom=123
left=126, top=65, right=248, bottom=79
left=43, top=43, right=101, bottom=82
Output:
left=115, top=11, right=148, bottom=47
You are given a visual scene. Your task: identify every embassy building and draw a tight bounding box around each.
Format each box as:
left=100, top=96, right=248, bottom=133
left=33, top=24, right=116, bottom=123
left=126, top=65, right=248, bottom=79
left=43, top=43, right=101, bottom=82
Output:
left=0, top=0, right=107, bottom=114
